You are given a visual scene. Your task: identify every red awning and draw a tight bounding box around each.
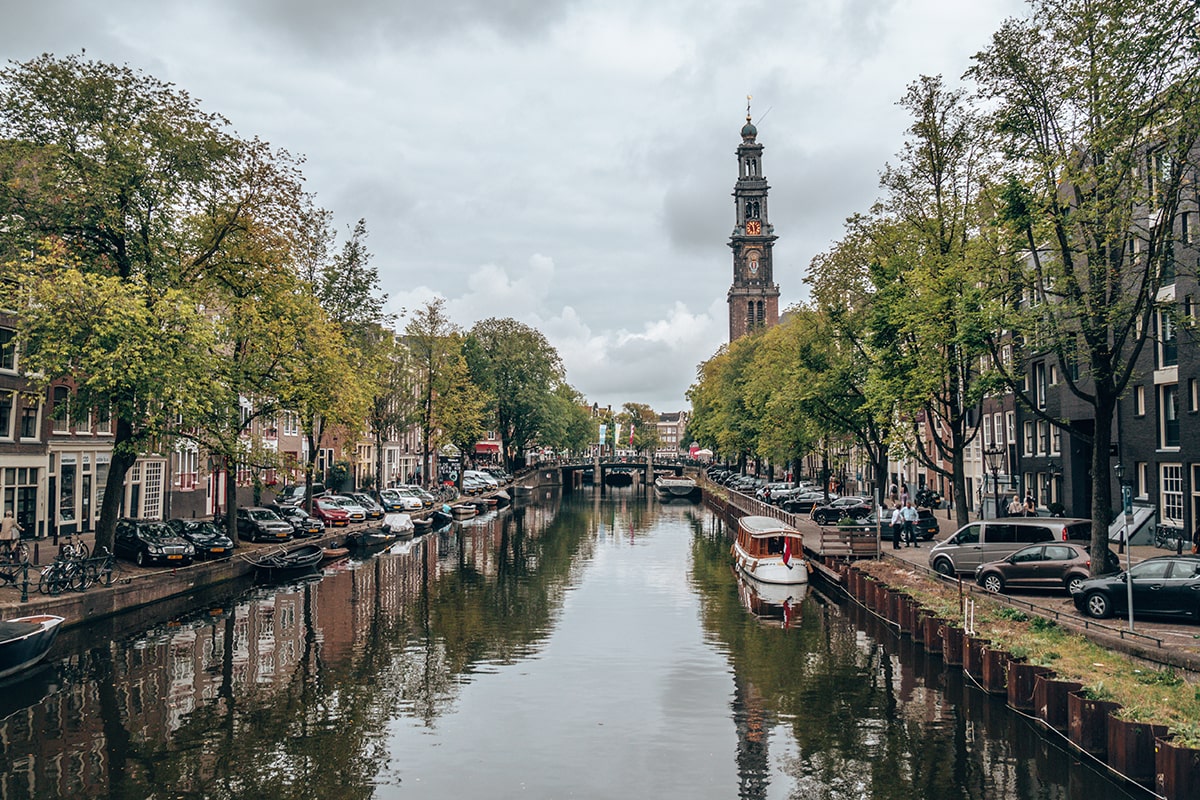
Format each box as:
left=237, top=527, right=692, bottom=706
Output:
left=475, top=443, right=500, bottom=453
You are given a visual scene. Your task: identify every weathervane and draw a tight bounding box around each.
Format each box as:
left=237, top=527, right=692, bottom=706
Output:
left=746, top=94, right=752, bottom=123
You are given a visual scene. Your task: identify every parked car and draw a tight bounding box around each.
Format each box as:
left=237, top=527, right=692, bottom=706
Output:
left=114, top=519, right=195, bottom=567
left=398, top=485, right=436, bottom=507
left=378, top=488, right=423, bottom=511
left=781, top=492, right=829, bottom=515
left=270, top=505, right=326, bottom=538
left=236, top=507, right=294, bottom=543
left=272, top=483, right=327, bottom=508
left=811, top=496, right=873, bottom=526
left=878, top=508, right=942, bottom=542
left=465, top=470, right=499, bottom=490
left=927, top=519, right=1060, bottom=577
left=165, top=519, right=234, bottom=559
left=328, top=495, right=368, bottom=523
left=1073, top=555, right=1200, bottom=620
left=975, top=543, right=1121, bottom=595
left=350, top=493, right=385, bottom=520
left=312, top=497, right=352, bottom=527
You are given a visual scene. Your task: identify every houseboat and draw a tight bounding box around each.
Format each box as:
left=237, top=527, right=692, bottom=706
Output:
left=731, top=515, right=808, bottom=585
left=654, top=474, right=700, bottom=500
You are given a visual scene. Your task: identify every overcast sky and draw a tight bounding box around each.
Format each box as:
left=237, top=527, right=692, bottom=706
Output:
left=5, top=0, right=1027, bottom=413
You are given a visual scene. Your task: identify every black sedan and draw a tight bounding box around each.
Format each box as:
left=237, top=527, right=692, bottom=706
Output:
left=811, top=497, right=873, bottom=526
left=114, top=519, right=195, bottom=567
left=236, top=507, right=294, bottom=543
left=270, top=505, right=327, bottom=538
left=165, top=519, right=234, bottom=559
left=1073, top=555, right=1200, bottom=620
left=781, top=492, right=827, bottom=514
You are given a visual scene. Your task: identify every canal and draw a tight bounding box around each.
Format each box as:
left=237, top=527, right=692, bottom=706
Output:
left=2, top=488, right=1145, bottom=799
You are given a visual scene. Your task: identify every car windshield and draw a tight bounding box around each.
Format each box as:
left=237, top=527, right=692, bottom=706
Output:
left=249, top=509, right=279, bottom=520
left=183, top=521, right=221, bottom=536
left=141, top=522, right=174, bottom=539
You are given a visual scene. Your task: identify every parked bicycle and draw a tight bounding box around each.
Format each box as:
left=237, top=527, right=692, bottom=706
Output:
left=1154, top=524, right=1184, bottom=552
left=58, top=532, right=89, bottom=561
left=0, top=538, right=29, bottom=565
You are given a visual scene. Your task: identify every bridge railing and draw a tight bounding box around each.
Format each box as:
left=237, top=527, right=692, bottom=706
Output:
left=699, top=475, right=879, bottom=560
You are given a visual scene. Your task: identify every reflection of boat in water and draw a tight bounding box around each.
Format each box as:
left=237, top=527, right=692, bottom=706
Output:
left=513, top=484, right=533, bottom=498
left=736, top=572, right=807, bottom=628
left=654, top=475, right=699, bottom=500
left=731, top=515, right=808, bottom=585
left=0, top=615, right=64, bottom=680
left=431, top=508, right=453, bottom=529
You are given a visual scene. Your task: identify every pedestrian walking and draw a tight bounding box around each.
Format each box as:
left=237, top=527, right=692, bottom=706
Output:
left=1024, top=494, right=1037, bottom=517
left=902, top=501, right=919, bottom=547
left=1007, top=494, right=1023, bottom=517
left=890, top=505, right=904, bottom=550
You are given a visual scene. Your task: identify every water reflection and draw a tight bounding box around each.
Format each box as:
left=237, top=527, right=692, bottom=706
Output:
left=0, top=490, right=1143, bottom=799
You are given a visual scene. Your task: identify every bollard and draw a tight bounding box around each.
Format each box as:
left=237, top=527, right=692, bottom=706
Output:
left=20, top=562, right=29, bottom=603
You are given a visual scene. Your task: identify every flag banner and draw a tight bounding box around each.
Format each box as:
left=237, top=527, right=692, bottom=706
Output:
left=629, top=424, right=634, bottom=446
left=598, top=424, right=607, bottom=445
left=783, top=536, right=792, bottom=567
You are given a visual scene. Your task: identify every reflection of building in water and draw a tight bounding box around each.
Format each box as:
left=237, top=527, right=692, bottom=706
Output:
left=0, top=541, right=435, bottom=799
left=732, top=678, right=770, bottom=800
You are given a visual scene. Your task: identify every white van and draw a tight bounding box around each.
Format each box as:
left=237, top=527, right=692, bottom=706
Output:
left=465, top=469, right=499, bottom=489
left=928, top=518, right=1091, bottom=577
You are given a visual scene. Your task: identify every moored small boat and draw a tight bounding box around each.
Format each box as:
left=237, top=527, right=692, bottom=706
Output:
left=412, top=516, right=433, bottom=534
left=250, top=544, right=324, bottom=579
left=322, top=546, right=350, bottom=562
left=731, top=515, right=808, bottom=585
left=451, top=504, right=476, bottom=519
left=513, top=485, right=533, bottom=498
left=0, top=615, right=65, bottom=680
left=493, top=489, right=511, bottom=507
left=382, top=513, right=415, bottom=539
left=654, top=475, right=700, bottom=500
left=431, top=509, right=453, bottom=529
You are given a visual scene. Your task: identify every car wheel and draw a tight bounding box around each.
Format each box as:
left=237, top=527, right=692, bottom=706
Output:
left=1085, top=592, right=1112, bottom=619
left=933, top=558, right=955, bottom=578
left=136, top=550, right=147, bottom=567
left=982, top=573, right=1004, bottom=594
left=1066, top=575, right=1086, bottom=595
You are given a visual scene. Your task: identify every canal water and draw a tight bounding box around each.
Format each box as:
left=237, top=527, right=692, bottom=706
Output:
left=1, top=488, right=1145, bottom=799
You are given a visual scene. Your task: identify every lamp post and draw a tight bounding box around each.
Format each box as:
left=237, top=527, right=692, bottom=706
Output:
left=983, top=445, right=1004, bottom=519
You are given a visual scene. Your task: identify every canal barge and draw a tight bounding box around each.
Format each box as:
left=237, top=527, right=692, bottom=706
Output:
left=732, top=515, right=808, bottom=585
left=654, top=475, right=700, bottom=500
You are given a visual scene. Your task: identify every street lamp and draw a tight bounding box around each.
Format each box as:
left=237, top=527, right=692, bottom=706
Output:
left=1113, top=461, right=1135, bottom=632
left=983, top=445, right=1004, bottom=519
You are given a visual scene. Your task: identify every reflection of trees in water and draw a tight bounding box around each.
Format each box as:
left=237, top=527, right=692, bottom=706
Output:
left=690, top=524, right=1133, bottom=800
left=0, top=496, right=597, bottom=799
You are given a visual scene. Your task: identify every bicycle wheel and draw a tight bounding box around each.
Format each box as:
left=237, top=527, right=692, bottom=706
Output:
left=16, top=542, right=29, bottom=564
left=98, top=561, right=115, bottom=587
left=46, top=565, right=69, bottom=596
left=72, top=561, right=95, bottom=591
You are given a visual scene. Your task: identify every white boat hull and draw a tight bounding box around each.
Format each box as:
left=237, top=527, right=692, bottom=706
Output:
left=732, top=543, right=808, bottom=585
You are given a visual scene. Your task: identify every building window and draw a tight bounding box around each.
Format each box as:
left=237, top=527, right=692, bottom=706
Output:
left=1135, top=385, right=1146, bottom=416
left=1158, top=309, right=1177, bottom=367
left=1135, top=462, right=1148, bottom=499
left=993, top=413, right=1003, bottom=446
left=1049, top=364, right=1058, bottom=385
left=1023, top=421, right=1034, bottom=456
left=1051, top=425, right=1061, bottom=455
left=96, top=406, right=112, bottom=435
left=1160, top=463, right=1183, bottom=527
left=177, top=445, right=198, bottom=491
left=1034, top=362, right=1047, bottom=409
left=19, top=403, right=38, bottom=440
left=1005, top=411, right=1016, bottom=446
left=1037, top=420, right=1049, bottom=455
left=1183, top=211, right=1194, bottom=245
left=0, top=392, right=11, bottom=440
left=983, top=417, right=993, bottom=447
left=51, top=386, right=70, bottom=434
left=0, top=328, right=14, bottom=371
left=1161, top=384, right=1180, bottom=448
left=1190, top=378, right=1198, bottom=413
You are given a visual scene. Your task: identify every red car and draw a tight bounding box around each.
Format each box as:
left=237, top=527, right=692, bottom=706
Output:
left=313, top=497, right=351, bottom=527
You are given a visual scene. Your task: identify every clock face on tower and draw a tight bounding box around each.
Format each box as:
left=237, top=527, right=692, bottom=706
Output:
left=746, top=219, right=762, bottom=236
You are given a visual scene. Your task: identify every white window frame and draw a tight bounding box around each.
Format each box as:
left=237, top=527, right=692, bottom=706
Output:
left=1160, top=463, right=1183, bottom=527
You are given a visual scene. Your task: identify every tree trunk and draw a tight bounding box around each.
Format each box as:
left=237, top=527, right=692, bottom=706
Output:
left=1090, top=394, right=1116, bottom=576
left=223, top=458, right=239, bottom=537
left=94, top=416, right=139, bottom=555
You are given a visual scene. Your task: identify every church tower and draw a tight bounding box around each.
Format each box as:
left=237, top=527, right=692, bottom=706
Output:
left=727, top=104, right=780, bottom=342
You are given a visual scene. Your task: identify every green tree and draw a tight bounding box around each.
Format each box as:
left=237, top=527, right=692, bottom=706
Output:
left=865, top=76, right=997, bottom=527
left=464, top=318, right=566, bottom=470
left=971, top=0, right=1200, bottom=563
left=618, top=402, right=660, bottom=457
left=405, top=299, right=462, bottom=487
left=441, top=354, right=491, bottom=483
left=538, top=384, right=593, bottom=458
left=0, top=54, right=307, bottom=549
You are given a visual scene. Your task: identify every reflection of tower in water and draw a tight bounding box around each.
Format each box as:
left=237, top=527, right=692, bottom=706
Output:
left=731, top=677, right=771, bottom=800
